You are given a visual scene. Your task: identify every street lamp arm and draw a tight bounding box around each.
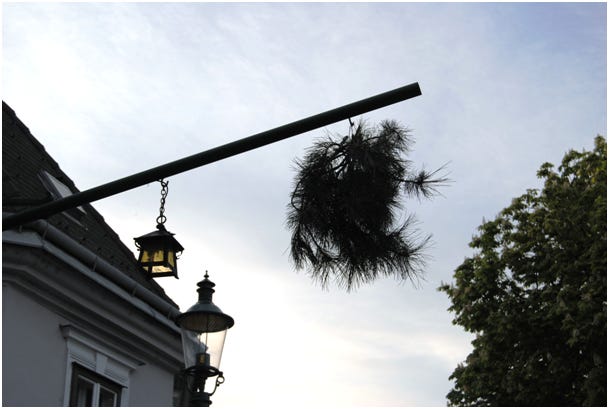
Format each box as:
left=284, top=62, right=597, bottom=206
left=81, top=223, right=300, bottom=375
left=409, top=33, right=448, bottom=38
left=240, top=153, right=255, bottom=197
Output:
left=2, top=82, right=421, bottom=231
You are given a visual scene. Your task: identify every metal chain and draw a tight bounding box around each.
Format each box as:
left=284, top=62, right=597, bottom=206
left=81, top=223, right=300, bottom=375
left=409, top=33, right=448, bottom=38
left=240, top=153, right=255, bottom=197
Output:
left=156, top=179, right=169, bottom=226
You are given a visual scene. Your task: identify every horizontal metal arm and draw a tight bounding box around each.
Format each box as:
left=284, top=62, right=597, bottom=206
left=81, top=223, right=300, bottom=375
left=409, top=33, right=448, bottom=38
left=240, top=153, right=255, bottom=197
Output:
left=3, top=82, right=421, bottom=231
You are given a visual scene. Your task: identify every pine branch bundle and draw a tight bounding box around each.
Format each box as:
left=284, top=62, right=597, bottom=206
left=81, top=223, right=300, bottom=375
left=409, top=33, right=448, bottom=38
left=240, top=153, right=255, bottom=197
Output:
left=287, top=119, right=448, bottom=290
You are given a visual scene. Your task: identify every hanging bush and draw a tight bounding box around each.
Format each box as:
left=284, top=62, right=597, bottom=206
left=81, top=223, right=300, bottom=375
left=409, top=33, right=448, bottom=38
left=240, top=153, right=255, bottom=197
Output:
left=287, top=119, right=448, bottom=290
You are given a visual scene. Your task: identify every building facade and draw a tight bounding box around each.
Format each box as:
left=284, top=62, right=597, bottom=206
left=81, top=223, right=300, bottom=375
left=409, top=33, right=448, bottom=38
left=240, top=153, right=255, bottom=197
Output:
left=2, top=102, right=185, bottom=406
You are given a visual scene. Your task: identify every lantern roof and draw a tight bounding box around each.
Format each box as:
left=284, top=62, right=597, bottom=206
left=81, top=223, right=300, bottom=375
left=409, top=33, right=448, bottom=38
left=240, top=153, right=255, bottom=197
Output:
left=134, top=224, right=184, bottom=252
left=177, top=273, right=234, bottom=333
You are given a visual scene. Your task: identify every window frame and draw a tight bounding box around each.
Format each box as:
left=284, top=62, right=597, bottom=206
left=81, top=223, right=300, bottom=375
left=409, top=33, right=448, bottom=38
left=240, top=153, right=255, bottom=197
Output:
left=61, top=325, right=139, bottom=406
left=69, top=363, right=122, bottom=407
left=38, top=170, right=86, bottom=222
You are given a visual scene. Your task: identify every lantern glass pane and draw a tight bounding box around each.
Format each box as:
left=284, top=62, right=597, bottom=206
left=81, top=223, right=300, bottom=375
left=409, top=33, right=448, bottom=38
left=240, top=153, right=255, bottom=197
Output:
left=140, top=249, right=165, bottom=263
left=181, top=329, right=206, bottom=369
left=151, top=265, right=173, bottom=274
left=200, top=330, right=227, bottom=370
left=152, top=250, right=166, bottom=263
left=168, top=251, right=175, bottom=267
left=180, top=328, right=228, bottom=371
left=139, top=250, right=150, bottom=263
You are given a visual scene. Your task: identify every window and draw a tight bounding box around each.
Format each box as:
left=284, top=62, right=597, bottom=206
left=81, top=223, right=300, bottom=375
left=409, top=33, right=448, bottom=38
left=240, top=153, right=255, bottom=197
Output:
left=69, top=364, right=122, bottom=407
left=61, top=325, right=138, bottom=406
left=39, top=170, right=86, bottom=220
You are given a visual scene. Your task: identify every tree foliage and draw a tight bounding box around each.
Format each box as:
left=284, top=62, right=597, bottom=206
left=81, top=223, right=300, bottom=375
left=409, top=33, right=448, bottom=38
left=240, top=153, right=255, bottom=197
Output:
left=288, top=119, right=447, bottom=290
left=439, top=136, right=607, bottom=406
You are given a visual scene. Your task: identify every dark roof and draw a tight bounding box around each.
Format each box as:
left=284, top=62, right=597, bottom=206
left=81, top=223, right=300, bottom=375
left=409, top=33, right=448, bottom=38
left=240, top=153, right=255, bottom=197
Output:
left=2, top=101, right=178, bottom=308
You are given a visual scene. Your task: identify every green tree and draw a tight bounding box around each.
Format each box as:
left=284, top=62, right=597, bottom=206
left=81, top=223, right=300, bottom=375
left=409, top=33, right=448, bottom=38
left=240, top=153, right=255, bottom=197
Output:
left=439, top=136, right=607, bottom=406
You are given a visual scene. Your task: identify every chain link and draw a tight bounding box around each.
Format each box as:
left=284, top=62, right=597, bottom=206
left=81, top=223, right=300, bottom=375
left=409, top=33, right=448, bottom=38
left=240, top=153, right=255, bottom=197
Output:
left=156, top=179, right=169, bottom=226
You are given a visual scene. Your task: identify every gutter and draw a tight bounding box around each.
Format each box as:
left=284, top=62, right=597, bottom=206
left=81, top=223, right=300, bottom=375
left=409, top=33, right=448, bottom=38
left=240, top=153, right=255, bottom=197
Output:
left=3, top=217, right=181, bottom=332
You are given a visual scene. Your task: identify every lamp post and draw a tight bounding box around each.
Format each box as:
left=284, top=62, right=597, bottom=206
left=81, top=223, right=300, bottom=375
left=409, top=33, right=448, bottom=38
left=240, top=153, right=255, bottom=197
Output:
left=176, top=272, right=234, bottom=407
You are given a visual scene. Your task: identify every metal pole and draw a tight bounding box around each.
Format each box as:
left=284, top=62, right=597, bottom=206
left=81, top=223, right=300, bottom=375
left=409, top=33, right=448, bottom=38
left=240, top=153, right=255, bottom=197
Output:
left=2, top=82, right=421, bottom=231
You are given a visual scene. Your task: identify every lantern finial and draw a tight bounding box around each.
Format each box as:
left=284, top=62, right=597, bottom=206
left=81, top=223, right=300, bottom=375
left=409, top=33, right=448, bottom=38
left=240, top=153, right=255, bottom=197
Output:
left=197, top=272, right=216, bottom=303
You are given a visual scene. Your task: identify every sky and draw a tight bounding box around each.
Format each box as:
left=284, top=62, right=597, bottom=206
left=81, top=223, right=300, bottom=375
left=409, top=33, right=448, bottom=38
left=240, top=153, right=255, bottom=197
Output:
left=2, top=2, right=606, bottom=407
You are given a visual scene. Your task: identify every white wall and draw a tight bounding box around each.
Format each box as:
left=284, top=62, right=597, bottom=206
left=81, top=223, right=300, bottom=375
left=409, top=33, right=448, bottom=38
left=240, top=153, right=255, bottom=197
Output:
left=2, top=284, right=68, bottom=406
left=129, top=361, right=177, bottom=406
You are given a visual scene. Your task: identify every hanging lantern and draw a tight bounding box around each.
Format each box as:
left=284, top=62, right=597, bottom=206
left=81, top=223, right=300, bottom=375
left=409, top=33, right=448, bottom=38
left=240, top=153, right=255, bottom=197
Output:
left=134, top=179, right=184, bottom=279
left=134, top=224, right=184, bottom=278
